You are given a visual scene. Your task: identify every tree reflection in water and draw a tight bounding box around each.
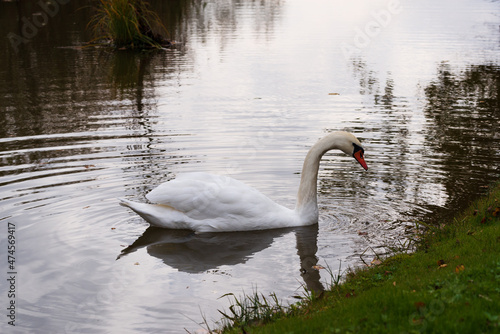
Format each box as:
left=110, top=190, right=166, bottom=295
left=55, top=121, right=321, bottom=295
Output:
left=423, top=63, right=500, bottom=223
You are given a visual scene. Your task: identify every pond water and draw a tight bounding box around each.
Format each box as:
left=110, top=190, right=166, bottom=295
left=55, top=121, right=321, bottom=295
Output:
left=0, top=0, right=499, bottom=332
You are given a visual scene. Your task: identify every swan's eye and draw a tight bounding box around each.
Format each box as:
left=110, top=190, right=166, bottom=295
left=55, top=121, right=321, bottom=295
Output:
left=352, top=143, right=364, bottom=156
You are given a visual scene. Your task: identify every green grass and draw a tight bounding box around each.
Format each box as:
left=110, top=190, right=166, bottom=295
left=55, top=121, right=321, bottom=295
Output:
left=218, top=183, right=500, bottom=333
left=216, top=290, right=289, bottom=330
left=89, top=0, right=169, bottom=49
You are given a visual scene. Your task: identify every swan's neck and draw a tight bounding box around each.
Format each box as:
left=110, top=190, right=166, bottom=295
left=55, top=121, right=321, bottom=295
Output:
left=295, top=134, right=345, bottom=222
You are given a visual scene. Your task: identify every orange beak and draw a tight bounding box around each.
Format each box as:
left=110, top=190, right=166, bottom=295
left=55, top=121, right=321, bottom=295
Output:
left=353, top=150, right=368, bottom=171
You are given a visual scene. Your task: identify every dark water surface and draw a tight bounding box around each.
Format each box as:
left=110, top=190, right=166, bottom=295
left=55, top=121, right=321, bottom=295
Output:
left=0, top=0, right=499, bottom=332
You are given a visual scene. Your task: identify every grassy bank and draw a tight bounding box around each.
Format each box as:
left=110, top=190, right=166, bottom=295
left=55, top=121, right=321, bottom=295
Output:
left=219, top=183, right=500, bottom=333
left=89, top=0, right=169, bottom=49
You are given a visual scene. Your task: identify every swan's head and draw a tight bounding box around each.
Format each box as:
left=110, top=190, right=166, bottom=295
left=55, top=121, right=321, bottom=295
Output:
left=331, top=132, right=368, bottom=171
left=351, top=142, right=368, bottom=170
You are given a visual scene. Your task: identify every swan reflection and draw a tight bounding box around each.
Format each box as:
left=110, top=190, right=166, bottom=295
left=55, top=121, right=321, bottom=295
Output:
left=118, top=225, right=325, bottom=294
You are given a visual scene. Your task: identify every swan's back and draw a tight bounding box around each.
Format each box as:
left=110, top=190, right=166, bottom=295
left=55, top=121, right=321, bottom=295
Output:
left=146, top=172, right=298, bottom=231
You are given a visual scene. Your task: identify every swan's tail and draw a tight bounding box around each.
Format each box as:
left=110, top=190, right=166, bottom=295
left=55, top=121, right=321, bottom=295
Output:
left=119, top=198, right=193, bottom=230
left=118, top=197, right=135, bottom=208
left=119, top=198, right=143, bottom=210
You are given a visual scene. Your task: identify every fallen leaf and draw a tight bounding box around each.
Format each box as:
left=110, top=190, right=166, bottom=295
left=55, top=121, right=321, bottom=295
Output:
left=371, top=258, right=382, bottom=266
left=492, top=207, right=500, bottom=217
left=393, top=281, right=396, bottom=286
left=455, top=265, right=465, bottom=273
left=312, top=265, right=326, bottom=270
left=414, top=301, right=425, bottom=310
left=358, top=231, right=369, bottom=236
left=328, top=92, right=340, bottom=95
left=83, top=206, right=90, bottom=209
left=134, top=262, right=140, bottom=265
left=345, top=291, right=355, bottom=298
left=439, top=264, right=448, bottom=268
left=437, top=259, right=446, bottom=266
left=111, top=227, right=116, bottom=230
left=480, top=217, right=487, bottom=224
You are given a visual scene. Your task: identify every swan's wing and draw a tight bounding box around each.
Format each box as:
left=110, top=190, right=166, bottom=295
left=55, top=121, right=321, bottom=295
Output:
left=146, top=172, right=283, bottom=220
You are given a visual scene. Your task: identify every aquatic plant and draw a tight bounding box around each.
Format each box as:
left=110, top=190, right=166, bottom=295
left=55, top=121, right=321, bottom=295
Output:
left=89, top=0, right=169, bottom=49
left=217, top=290, right=290, bottom=331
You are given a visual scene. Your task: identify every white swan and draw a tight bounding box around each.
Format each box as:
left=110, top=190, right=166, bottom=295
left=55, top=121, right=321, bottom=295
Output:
left=120, top=131, right=368, bottom=232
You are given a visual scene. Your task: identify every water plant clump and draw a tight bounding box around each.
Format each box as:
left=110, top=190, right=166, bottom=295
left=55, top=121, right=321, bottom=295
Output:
left=216, top=291, right=290, bottom=332
left=89, top=0, right=170, bottom=49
